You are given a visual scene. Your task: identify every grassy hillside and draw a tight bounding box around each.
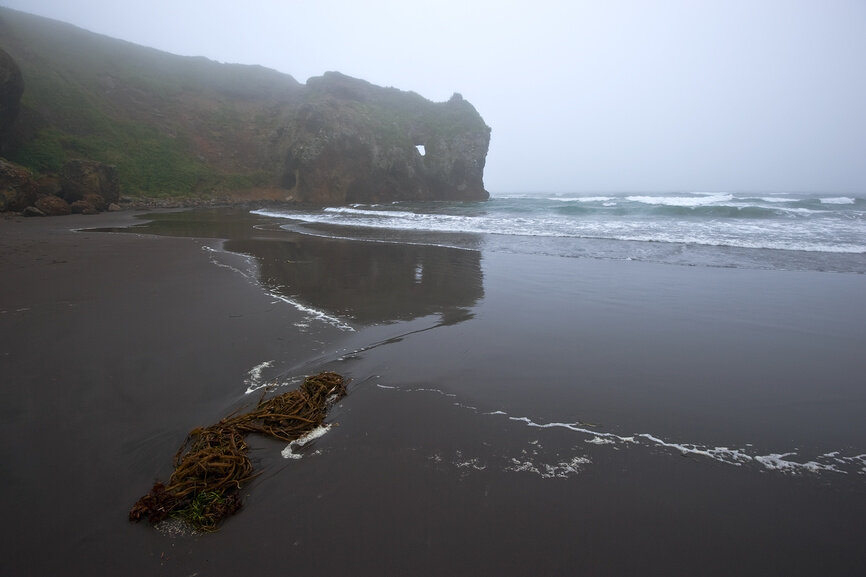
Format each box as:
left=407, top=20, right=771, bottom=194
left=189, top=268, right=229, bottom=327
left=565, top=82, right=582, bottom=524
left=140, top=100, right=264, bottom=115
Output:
left=0, top=7, right=302, bottom=197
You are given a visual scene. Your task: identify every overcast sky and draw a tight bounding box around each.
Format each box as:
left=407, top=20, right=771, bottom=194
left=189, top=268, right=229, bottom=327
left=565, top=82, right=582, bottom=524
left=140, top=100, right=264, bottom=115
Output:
left=2, top=0, right=865, bottom=195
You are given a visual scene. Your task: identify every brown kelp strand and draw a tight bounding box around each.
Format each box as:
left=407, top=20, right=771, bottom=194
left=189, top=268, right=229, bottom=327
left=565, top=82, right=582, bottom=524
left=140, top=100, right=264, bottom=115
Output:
left=130, top=372, right=347, bottom=532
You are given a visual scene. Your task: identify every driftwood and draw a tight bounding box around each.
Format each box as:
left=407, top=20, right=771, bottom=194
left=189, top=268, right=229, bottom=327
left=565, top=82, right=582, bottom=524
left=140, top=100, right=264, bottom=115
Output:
left=130, top=372, right=346, bottom=531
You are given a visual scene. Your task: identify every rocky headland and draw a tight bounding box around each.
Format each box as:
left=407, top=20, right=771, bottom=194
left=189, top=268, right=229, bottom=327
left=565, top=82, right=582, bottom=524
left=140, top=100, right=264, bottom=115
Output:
left=0, top=7, right=490, bottom=216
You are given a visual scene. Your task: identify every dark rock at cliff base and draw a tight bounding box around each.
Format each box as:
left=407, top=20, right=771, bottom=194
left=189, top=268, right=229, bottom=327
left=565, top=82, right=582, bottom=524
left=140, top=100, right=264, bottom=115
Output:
left=22, top=205, right=45, bottom=217
left=37, top=176, right=62, bottom=196
left=60, top=160, right=120, bottom=205
left=0, top=157, right=37, bottom=211
left=34, top=194, right=71, bottom=216
left=279, top=72, right=490, bottom=204
left=70, top=199, right=99, bottom=214
left=0, top=47, right=23, bottom=148
left=83, top=192, right=107, bottom=211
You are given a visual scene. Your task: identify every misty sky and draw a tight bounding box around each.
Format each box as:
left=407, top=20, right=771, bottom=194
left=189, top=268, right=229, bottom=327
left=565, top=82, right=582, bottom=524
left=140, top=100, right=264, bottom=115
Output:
left=2, top=0, right=865, bottom=195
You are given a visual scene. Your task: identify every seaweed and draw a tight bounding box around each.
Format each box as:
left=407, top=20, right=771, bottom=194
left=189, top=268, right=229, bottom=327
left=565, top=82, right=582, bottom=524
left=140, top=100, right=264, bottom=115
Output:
left=130, top=371, right=346, bottom=532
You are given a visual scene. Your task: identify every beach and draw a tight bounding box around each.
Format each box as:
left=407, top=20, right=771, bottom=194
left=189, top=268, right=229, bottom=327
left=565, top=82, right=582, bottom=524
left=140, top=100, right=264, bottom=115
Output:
left=2, top=208, right=865, bottom=576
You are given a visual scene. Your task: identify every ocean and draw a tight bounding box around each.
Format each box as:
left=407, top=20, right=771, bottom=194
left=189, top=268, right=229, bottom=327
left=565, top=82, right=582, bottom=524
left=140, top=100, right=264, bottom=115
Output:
left=254, top=191, right=866, bottom=273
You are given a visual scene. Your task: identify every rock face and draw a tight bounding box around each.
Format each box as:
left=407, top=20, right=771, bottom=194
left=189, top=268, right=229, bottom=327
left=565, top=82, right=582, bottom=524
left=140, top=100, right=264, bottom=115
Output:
left=0, top=156, right=37, bottom=211
left=34, top=193, right=70, bottom=216
left=281, top=73, right=490, bottom=204
left=0, top=47, right=23, bottom=151
left=60, top=159, right=120, bottom=205
left=0, top=156, right=119, bottom=215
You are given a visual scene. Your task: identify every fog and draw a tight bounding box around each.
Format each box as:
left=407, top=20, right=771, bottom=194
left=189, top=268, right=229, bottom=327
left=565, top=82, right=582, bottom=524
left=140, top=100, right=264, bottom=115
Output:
left=3, top=0, right=865, bottom=195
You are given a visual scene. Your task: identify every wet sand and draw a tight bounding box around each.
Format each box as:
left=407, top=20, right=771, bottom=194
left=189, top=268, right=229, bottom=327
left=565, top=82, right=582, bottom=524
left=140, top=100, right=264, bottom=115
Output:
left=2, top=209, right=865, bottom=576
left=0, top=212, right=347, bottom=575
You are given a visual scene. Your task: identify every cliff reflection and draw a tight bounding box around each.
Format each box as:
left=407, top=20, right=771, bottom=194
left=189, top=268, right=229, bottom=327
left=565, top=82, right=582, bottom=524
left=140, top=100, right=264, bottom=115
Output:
left=225, top=234, right=483, bottom=326
left=101, top=208, right=483, bottom=326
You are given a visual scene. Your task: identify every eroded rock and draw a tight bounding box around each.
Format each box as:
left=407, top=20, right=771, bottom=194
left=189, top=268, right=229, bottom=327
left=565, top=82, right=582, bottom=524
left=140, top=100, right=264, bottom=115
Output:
left=60, top=159, right=120, bottom=205
left=279, top=72, right=490, bottom=204
left=0, top=157, right=38, bottom=211
left=34, top=194, right=71, bottom=216
left=0, top=47, right=23, bottom=149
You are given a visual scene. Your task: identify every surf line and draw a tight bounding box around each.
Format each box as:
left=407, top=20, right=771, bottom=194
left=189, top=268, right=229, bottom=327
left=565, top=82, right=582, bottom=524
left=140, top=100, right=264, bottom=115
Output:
left=372, top=384, right=866, bottom=477
left=505, top=416, right=865, bottom=476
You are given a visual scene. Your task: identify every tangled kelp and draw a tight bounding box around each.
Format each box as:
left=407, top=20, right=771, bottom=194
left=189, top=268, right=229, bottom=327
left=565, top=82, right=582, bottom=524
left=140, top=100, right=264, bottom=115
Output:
left=130, top=371, right=347, bottom=531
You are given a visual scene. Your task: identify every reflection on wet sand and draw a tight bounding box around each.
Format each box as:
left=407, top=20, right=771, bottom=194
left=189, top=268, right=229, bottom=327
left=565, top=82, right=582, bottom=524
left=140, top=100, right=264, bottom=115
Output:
left=97, top=208, right=484, bottom=327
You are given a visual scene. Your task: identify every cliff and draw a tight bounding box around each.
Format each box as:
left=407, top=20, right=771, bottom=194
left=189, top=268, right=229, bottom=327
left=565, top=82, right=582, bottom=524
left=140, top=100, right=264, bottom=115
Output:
left=0, top=46, right=22, bottom=151
left=283, top=72, right=488, bottom=203
left=0, top=7, right=490, bottom=207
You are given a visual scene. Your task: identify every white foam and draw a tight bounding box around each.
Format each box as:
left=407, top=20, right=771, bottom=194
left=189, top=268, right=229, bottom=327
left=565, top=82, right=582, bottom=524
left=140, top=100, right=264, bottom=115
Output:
left=548, top=196, right=613, bottom=203
left=820, top=196, right=856, bottom=205
left=585, top=436, right=616, bottom=445
left=495, top=408, right=859, bottom=476
left=452, top=450, right=486, bottom=470
left=626, top=193, right=734, bottom=207
left=413, top=387, right=457, bottom=398
left=202, top=245, right=257, bottom=279
left=200, top=244, right=359, bottom=329
left=506, top=455, right=591, bottom=478
left=374, top=385, right=866, bottom=481
left=754, top=453, right=844, bottom=474
left=244, top=361, right=274, bottom=394
left=324, top=206, right=421, bottom=219
left=255, top=202, right=866, bottom=255
left=637, top=434, right=752, bottom=466
left=508, top=416, right=634, bottom=443
left=266, top=291, right=354, bottom=332
left=281, top=424, right=332, bottom=459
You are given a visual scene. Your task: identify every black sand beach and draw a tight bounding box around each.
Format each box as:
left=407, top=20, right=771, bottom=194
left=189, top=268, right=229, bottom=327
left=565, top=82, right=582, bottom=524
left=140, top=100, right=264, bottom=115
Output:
left=2, top=209, right=865, bottom=576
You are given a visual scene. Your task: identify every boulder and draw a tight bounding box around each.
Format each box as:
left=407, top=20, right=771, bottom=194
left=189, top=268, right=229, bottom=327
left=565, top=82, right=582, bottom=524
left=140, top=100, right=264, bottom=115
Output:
left=0, top=157, right=38, bottom=211
left=37, top=175, right=62, bottom=196
left=83, top=192, right=107, bottom=211
left=70, top=199, right=99, bottom=214
left=60, top=159, right=120, bottom=205
left=34, top=194, right=71, bottom=216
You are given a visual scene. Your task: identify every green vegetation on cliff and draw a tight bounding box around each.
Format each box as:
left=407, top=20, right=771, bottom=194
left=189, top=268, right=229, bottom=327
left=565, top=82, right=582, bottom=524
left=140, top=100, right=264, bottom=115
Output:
left=0, top=7, right=299, bottom=197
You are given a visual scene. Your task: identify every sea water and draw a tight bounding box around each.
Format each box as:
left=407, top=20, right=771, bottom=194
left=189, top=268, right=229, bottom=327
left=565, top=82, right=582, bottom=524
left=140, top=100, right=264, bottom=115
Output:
left=254, top=191, right=866, bottom=273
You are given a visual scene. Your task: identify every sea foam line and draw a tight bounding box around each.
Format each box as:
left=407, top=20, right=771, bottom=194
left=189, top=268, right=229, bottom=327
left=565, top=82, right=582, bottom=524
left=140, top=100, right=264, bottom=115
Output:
left=201, top=245, right=355, bottom=332
left=373, top=384, right=866, bottom=478
left=506, top=415, right=862, bottom=476
left=266, top=291, right=355, bottom=332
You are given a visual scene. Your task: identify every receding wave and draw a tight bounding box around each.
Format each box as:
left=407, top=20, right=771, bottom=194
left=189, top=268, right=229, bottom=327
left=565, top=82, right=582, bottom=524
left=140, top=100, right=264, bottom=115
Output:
left=374, top=383, right=866, bottom=479
left=254, top=202, right=865, bottom=255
